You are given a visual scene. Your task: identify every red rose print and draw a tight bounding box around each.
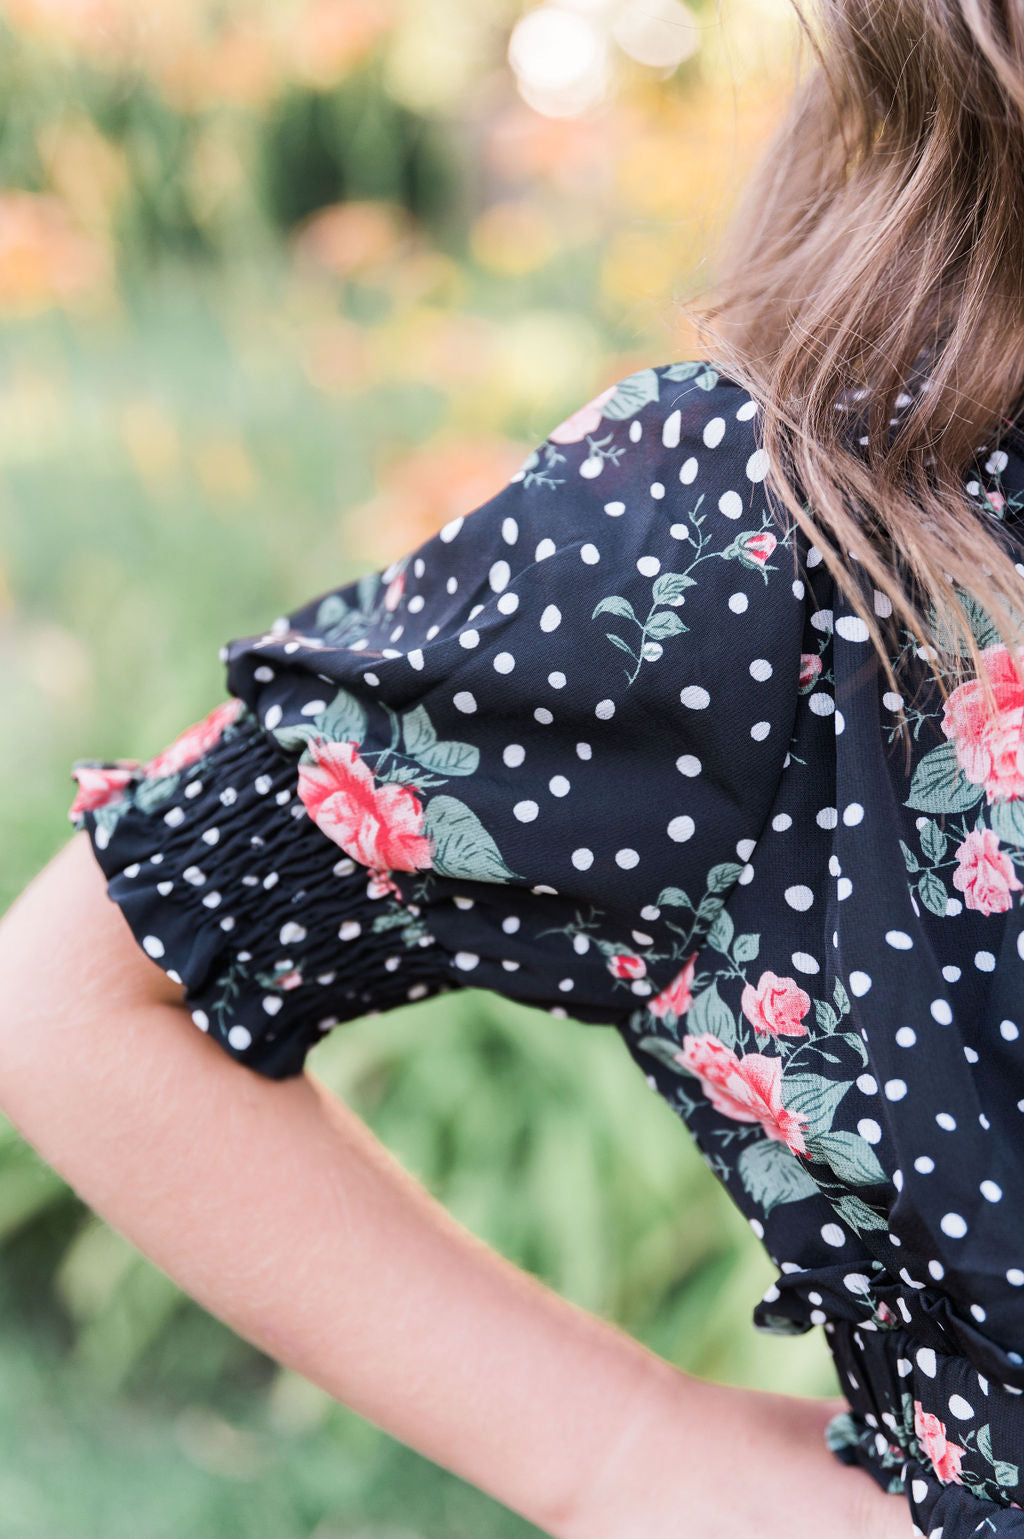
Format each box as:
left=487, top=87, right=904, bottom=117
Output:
left=952, top=828, right=1024, bottom=915
left=798, top=652, right=822, bottom=690
left=941, top=643, right=1024, bottom=802
left=297, top=738, right=434, bottom=898
left=384, top=571, right=406, bottom=611
left=68, top=763, right=139, bottom=823
left=913, top=1401, right=965, bottom=1485
left=548, top=383, right=617, bottom=446
left=737, top=530, right=777, bottom=567
left=608, top=952, right=646, bottom=980
left=674, top=1032, right=811, bottom=1155
left=648, top=952, right=698, bottom=1020
left=143, top=697, right=245, bottom=780
left=740, top=969, right=811, bottom=1037
left=278, top=970, right=303, bottom=990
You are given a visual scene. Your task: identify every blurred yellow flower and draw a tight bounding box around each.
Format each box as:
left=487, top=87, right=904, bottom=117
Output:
left=470, top=200, right=560, bottom=276
left=35, top=118, right=127, bottom=233
left=120, top=402, right=181, bottom=492
left=194, top=436, right=256, bottom=508
left=0, top=192, right=110, bottom=314
left=287, top=0, right=397, bottom=90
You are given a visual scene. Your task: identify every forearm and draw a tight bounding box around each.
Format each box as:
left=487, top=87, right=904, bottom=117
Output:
left=0, top=861, right=724, bottom=1537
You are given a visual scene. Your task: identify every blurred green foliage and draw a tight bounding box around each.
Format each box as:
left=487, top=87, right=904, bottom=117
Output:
left=0, top=0, right=834, bottom=1533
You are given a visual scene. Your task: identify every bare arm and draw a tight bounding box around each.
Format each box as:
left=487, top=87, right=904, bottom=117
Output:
left=0, top=833, right=905, bottom=1539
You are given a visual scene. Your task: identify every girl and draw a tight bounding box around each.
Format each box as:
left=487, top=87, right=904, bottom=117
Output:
left=5, top=4, right=1024, bottom=1536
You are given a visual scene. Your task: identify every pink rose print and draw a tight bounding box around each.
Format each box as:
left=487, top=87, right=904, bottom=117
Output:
left=952, top=827, right=1024, bottom=915
left=547, top=384, right=617, bottom=445
left=740, top=970, right=811, bottom=1037
left=737, top=530, right=777, bottom=566
left=798, top=652, right=822, bottom=690
left=674, top=1032, right=811, bottom=1155
left=913, top=1401, right=965, bottom=1485
left=608, top=952, right=646, bottom=980
left=68, top=763, right=139, bottom=822
left=143, top=697, right=246, bottom=780
left=297, top=738, right=433, bottom=899
left=648, top=952, right=698, bottom=1020
left=384, top=571, right=406, bottom=611
left=278, top=970, right=303, bottom=990
left=941, top=643, right=1024, bottom=802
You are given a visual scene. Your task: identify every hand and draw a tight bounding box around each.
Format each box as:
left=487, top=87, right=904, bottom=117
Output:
left=557, top=1375, right=913, bottom=1539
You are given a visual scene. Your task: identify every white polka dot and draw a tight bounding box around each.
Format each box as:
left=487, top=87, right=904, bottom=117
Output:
left=637, top=555, right=660, bottom=577
left=576, top=741, right=592, bottom=759
left=940, top=1212, right=968, bottom=1238
left=1008, top=1269, right=1024, bottom=1285
left=784, top=885, right=814, bottom=911
left=535, top=537, right=556, bottom=560
left=884, top=1079, right=907, bottom=1101
left=719, top=490, right=743, bottom=519
left=746, top=448, right=769, bottom=482
left=227, top=1025, right=252, bottom=1050
left=501, top=516, right=518, bottom=544
left=809, top=693, right=835, bottom=716
left=142, top=935, right=165, bottom=959
left=534, top=707, right=553, bottom=724
left=548, top=670, right=566, bottom=689
left=339, top=920, right=362, bottom=941
left=836, top=616, right=870, bottom=642
left=604, top=501, right=625, bottom=517
left=942, top=964, right=961, bottom=982
left=440, top=515, right=464, bottom=542
left=408, top=649, right=425, bottom=670
left=728, top=592, right=748, bottom=613
left=549, top=775, right=570, bottom=796
left=650, top=483, right=665, bottom=500
left=280, top=921, right=307, bottom=945
left=736, top=838, right=756, bottom=860
left=791, top=952, right=819, bottom=974
left=262, top=995, right=282, bottom=1016
left=680, top=455, right=699, bottom=483
left=703, top=416, right=725, bottom=448
left=513, top=800, right=539, bottom=822
left=581, top=543, right=600, bottom=564
left=454, top=951, right=479, bottom=971
left=502, top=915, right=520, bottom=933
left=1002, top=1020, right=1019, bottom=1040
left=503, top=743, right=525, bottom=767
left=749, top=658, right=773, bottom=681
left=453, top=691, right=476, bottom=713
left=857, top=1074, right=877, bottom=1094
left=975, top=950, right=996, bottom=972
left=489, top=559, right=511, bottom=592
left=459, top=628, right=479, bottom=649
left=915, top=1347, right=937, bottom=1377
left=816, top=807, right=838, bottom=829
left=667, top=815, right=695, bottom=842
left=571, top=847, right=594, bottom=870
left=750, top=721, right=771, bottom=741
left=948, top=1394, right=974, bottom=1420
left=680, top=685, right=710, bottom=709
left=821, top=1223, right=846, bottom=1247
left=792, top=579, right=804, bottom=599
left=540, top=604, right=561, bottom=631
left=494, top=651, right=516, bottom=673
left=915, top=1155, right=935, bottom=1173
left=843, top=802, right=864, bottom=826
left=910, top=1479, right=929, bottom=1504
left=857, top=1118, right=882, bottom=1144
left=772, top=813, right=792, bottom=831
left=896, top=1026, right=916, bottom=1047
left=264, top=704, right=283, bottom=730
left=676, top=753, right=701, bottom=777
left=192, top=1009, right=209, bottom=1032
left=669, top=523, right=688, bottom=539
left=661, top=410, right=681, bottom=448
left=615, top=848, right=639, bottom=869
left=886, top=931, right=913, bottom=950
left=981, top=1180, right=1002, bottom=1202
left=930, top=999, right=953, bottom=1024
left=595, top=699, right=615, bottom=719
left=497, top=591, right=519, bottom=614
left=849, top=970, right=872, bottom=996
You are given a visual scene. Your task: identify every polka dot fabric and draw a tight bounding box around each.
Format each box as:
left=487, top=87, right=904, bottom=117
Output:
left=68, top=360, right=1024, bottom=1536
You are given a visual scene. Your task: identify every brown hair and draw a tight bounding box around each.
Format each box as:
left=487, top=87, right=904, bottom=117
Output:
left=680, top=0, right=1024, bottom=761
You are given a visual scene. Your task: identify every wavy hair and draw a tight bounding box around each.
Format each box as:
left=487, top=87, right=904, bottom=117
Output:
left=682, top=0, right=1024, bottom=760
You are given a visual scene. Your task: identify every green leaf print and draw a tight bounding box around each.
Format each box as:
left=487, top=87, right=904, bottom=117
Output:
left=415, top=739, right=479, bottom=776
left=656, top=886, right=691, bottom=908
left=929, top=591, right=1002, bottom=654
left=133, top=773, right=180, bottom=813
left=688, top=981, right=737, bottom=1049
left=707, top=861, right=744, bottom=892
left=737, top=1137, right=820, bottom=1214
left=814, top=1000, right=840, bottom=1034
left=606, top=633, right=637, bottom=657
left=652, top=572, right=697, bottom=604
left=315, top=687, right=368, bottom=747
left=661, top=362, right=704, bottom=381
left=601, top=367, right=660, bottom=420
left=423, top=795, right=520, bottom=883
left=834, top=1193, right=889, bottom=1233
left=918, top=869, right=949, bottom=918
left=977, top=1424, right=994, bottom=1462
left=402, top=704, right=436, bottom=756
left=899, top=838, right=920, bottom=871
left=906, top=741, right=984, bottom=813
left=840, top=1031, right=870, bottom=1065
left=356, top=570, right=381, bottom=612
left=593, top=594, right=638, bottom=623
left=990, top=798, right=1024, bottom=848
left=809, top=1129, right=887, bottom=1185
left=919, top=818, right=947, bottom=862
left=733, top=932, right=760, bottom=963
left=645, top=610, right=687, bottom=640
left=273, top=724, right=317, bottom=753
left=314, top=592, right=349, bottom=629
left=833, top=977, right=851, bottom=1015
left=994, top=1460, right=1020, bottom=1488
left=706, top=909, right=734, bottom=955
left=781, top=1074, right=850, bottom=1139
left=637, top=1034, right=689, bottom=1073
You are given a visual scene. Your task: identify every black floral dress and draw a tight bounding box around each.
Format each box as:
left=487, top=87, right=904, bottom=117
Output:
left=69, top=360, right=1024, bottom=1538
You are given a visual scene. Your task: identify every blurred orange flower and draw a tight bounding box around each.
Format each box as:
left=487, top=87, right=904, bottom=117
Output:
left=292, top=200, right=413, bottom=279
left=0, top=191, right=109, bottom=313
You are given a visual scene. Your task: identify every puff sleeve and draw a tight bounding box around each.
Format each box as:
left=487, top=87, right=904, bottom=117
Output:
left=68, top=360, right=810, bottom=1080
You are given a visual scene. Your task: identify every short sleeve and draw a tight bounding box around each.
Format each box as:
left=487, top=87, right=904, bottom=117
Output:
left=69, top=360, right=810, bottom=1080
